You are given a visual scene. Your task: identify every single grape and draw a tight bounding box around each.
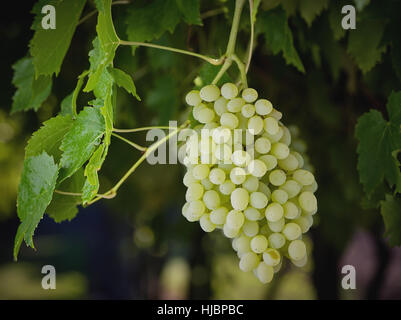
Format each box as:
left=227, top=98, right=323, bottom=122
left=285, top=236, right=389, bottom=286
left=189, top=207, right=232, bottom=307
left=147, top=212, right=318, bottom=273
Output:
left=210, top=207, right=229, bottom=225
left=200, top=84, right=220, bottom=102
left=185, top=90, right=202, bottom=106
left=288, top=239, right=307, bottom=261
left=242, top=88, right=258, bottom=103
left=221, top=83, right=239, bottom=99
left=255, top=99, right=273, bottom=116
left=231, top=188, right=249, bottom=211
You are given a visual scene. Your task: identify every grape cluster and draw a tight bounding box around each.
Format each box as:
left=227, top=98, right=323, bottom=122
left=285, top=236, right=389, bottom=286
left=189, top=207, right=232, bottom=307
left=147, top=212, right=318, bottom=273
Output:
left=181, top=83, right=317, bottom=284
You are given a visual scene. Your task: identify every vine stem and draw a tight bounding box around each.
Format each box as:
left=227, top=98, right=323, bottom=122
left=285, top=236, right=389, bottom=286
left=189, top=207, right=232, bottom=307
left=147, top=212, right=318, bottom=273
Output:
left=212, top=0, right=247, bottom=85
left=119, top=40, right=224, bottom=66
left=232, top=54, right=248, bottom=88
left=113, top=126, right=172, bottom=133
left=86, top=121, right=190, bottom=206
left=225, top=0, right=246, bottom=56
left=111, top=132, right=147, bottom=151
left=245, top=0, right=255, bottom=73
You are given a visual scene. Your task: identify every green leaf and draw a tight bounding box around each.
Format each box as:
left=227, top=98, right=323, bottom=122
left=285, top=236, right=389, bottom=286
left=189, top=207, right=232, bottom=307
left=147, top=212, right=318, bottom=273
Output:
left=380, top=194, right=401, bottom=246
left=110, top=67, right=140, bottom=100
left=60, top=69, right=89, bottom=117
left=11, top=57, right=52, bottom=114
left=46, top=169, right=85, bottom=223
left=126, top=0, right=181, bottom=54
left=347, top=19, right=387, bottom=73
left=355, top=91, right=401, bottom=197
left=328, top=0, right=346, bottom=40
left=25, top=114, right=74, bottom=163
left=14, top=152, right=59, bottom=260
left=146, top=75, right=179, bottom=125
left=85, top=0, right=119, bottom=92
left=60, top=93, right=74, bottom=116
left=299, top=0, right=329, bottom=27
left=257, top=8, right=305, bottom=72
left=59, top=107, right=106, bottom=182
left=82, top=143, right=107, bottom=204
left=30, top=0, right=86, bottom=77
left=175, top=0, right=202, bottom=25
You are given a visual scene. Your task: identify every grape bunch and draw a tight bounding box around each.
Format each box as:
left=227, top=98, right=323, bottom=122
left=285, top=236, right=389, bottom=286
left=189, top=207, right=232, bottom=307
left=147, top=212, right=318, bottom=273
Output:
left=180, top=83, right=317, bottom=284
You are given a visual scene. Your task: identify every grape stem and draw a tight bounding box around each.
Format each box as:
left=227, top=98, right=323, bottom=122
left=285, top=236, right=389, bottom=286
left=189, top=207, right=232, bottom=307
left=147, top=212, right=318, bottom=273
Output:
left=119, top=40, right=224, bottom=66
left=86, top=121, right=190, bottom=206
left=78, top=0, right=131, bottom=26
left=212, top=0, right=247, bottom=85
left=111, top=132, right=147, bottom=151
left=113, top=126, right=172, bottom=133
left=245, top=0, right=255, bottom=73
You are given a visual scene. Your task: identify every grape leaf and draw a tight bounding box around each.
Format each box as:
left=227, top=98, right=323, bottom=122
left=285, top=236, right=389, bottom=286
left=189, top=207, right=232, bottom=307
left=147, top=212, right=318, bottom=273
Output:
left=380, top=194, right=401, bottom=246
left=60, top=70, right=89, bottom=117
left=11, top=57, right=52, bottom=114
left=14, top=152, right=59, bottom=260
left=355, top=91, right=401, bottom=197
left=110, top=67, right=140, bottom=100
left=30, top=0, right=86, bottom=77
left=85, top=0, right=119, bottom=92
left=175, top=0, right=202, bottom=25
left=59, top=107, right=106, bottom=182
left=82, top=143, right=106, bottom=204
left=257, top=8, right=305, bottom=72
left=299, top=0, right=329, bottom=27
left=46, top=169, right=85, bottom=223
left=347, top=19, right=387, bottom=73
left=126, top=0, right=181, bottom=54
left=328, top=0, right=347, bottom=40
left=25, top=114, right=74, bottom=163
left=146, top=75, right=179, bottom=125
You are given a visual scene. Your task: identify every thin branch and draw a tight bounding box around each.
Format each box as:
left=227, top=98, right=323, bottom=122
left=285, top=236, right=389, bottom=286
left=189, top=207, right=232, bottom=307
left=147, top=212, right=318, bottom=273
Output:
left=245, top=0, right=255, bottom=73
left=119, top=40, right=224, bottom=65
left=113, top=126, right=172, bottom=133
left=111, top=132, right=147, bottom=151
left=54, top=190, right=82, bottom=197
left=201, top=7, right=226, bottom=19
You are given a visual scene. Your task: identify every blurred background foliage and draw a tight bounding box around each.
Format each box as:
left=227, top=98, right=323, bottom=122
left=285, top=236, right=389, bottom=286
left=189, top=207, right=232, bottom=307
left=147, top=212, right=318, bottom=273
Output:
left=1, top=0, right=401, bottom=299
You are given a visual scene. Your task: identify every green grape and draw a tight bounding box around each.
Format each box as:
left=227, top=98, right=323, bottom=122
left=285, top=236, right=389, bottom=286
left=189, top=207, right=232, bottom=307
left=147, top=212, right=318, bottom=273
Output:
left=288, top=239, right=307, bottom=261
left=185, top=90, right=202, bottom=106
left=221, top=83, right=239, bottom=99
left=227, top=97, right=245, bottom=112
left=200, top=214, right=216, bottom=232
left=265, top=203, right=284, bottom=222
left=200, top=84, right=220, bottom=102
left=250, top=191, right=268, bottom=209
left=210, top=206, right=228, bottom=225
left=203, top=190, right=220, bottom=210
left=255, top=99, right=273, bottom=116
left=259, top=155, right=277, bottom=171
left=193, top=164, right=210, bottom=180
left=250, top=235, right=268, bottom=253
left=282, top=222, right=302, bottom=240
left=243, top=175, right=259, bottom=192
left=271, top=142, right=290, bottom=160
left=255, top=262, right=274, bottom=283
left=209, top=168, right=226, bottom=185
left=231, top=188, right=249, bottom=211
left=220, top=112, right=239, bottom=129
left=248, top=159, right=267, bottom=178
left=219, top=180, right=236, bottom=195
left=186, top=182, right=204, bottom=201
left=243, top=220, right=259, bottom=237
left=293, top=169, right=315, bottom=186
left=263, top=117, right=279, bottom=135
left=268, top=233, right=286, bottom=249
left=226, top=209, right=245, bottom=229
left=248, top=116, right=264, bottom=135
left=255, top=137, right=271, bottom=154
left=279, top=180, right=301, bottom=198
left=263, top=248, right=281, bottom=267
left=271, top=189, right=288, bottom=204
left=230, top=167, right=247, bottom=185
left=239, top=252, right=260, bottom=272
left=283, top=201, right=300, bottom=219
left=269, top=169, right=286, bottom=186
left=241, top=104, right=256, bottom=118
left=242, top=88, right=258, bottom=103
left=268, top=217, right=285, bottom=232
left=244, top=207, right=262, bottom=221
left=214, top=97, right=228, bottom=116
left=298, top=191, right=317, bottom=212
